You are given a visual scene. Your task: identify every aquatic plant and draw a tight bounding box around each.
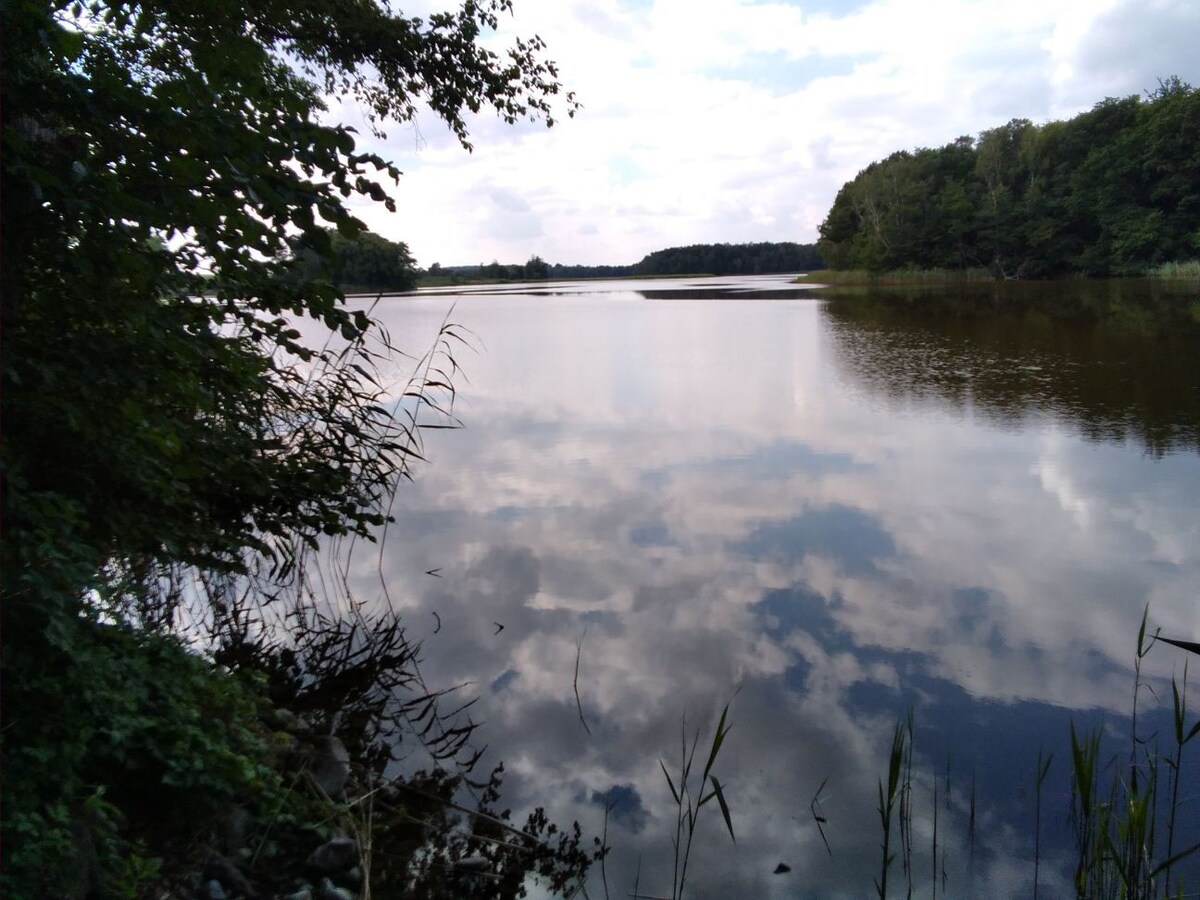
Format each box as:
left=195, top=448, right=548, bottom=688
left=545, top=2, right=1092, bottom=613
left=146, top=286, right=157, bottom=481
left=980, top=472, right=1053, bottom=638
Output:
left=1148, top=260, right=1200, bottom=279
left=655, top=702, right=736, bottom=900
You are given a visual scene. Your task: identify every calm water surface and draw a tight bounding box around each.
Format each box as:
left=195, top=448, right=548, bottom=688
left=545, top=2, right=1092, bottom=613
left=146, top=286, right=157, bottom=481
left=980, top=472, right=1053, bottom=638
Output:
left=354, top=275, right=1200, bottom=898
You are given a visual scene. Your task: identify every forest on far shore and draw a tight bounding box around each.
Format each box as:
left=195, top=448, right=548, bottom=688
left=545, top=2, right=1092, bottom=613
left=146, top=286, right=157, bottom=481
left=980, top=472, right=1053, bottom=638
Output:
left=817, top=77, right=1200, bottom=278
left=423, top=240, right=825, bottom=285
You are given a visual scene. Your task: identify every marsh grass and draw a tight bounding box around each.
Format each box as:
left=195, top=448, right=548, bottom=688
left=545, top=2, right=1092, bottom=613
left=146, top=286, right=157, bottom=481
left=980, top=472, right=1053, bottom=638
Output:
left=854, top=608, right=1199, bottom=899
left=1033, top=747, right=1053, bottom=899
left=621, top=613, right=1198, bottom=899
left=655, top=702, right=736, bottom=900
left=875, top=713, right=912, bottom=899
left=794, top=268, right=994, bottom=286
left=1059, top=608, right=1200, bottom=899
left=1147, top=260, right=1200, bottom=279
left=613, top=611, right=1199, bottom=900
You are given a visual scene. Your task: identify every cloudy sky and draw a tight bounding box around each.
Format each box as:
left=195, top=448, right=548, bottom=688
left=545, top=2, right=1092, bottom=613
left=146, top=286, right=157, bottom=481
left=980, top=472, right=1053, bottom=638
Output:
left=339, top=0, right=1200, bottom=268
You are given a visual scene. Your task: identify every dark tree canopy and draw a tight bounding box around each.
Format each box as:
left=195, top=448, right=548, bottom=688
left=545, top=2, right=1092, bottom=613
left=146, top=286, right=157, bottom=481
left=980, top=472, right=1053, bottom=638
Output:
left=634, top=241, right=824, bottom=276
left=0, top=2, right=580, bottom=894
left=425, top=241, right=824, bottom=282
left=2, top=0, right=575, bottom=601
left=817, top=79, right=1200, bottom=277
left=293, top=229, right=420, bottom=292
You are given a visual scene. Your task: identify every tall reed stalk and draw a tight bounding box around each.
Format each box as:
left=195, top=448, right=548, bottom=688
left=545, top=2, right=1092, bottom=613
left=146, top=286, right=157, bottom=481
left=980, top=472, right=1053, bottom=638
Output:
left=1033, top=747, right=1053, bottom=899
left=641, top=612, right=1198, bottom=899
left=1163, top=661, right=1199, bottom=895
left=876, top=712, right=913, bottom=899
left=1147, top=259, right=1200, bottom=279
left=1064, top=608, right=1200, bottom=899
left=657, top=702, right=736, bottom=900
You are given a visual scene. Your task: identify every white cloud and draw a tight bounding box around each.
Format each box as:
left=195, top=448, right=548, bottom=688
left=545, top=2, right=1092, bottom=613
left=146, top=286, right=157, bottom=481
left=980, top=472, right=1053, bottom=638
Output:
left=343, top=0, right=1200, bottom=266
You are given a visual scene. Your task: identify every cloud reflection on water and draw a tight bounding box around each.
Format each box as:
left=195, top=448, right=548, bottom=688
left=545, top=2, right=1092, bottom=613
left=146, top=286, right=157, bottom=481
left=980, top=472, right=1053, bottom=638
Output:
left=344, top=278, right=1198, bottom=896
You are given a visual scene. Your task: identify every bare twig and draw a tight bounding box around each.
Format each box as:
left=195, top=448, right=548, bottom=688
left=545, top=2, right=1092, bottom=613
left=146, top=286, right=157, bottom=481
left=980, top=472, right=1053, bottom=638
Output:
left=575, top=628, right=592, bottom=736
left=810, top=775, right=833, bottom=857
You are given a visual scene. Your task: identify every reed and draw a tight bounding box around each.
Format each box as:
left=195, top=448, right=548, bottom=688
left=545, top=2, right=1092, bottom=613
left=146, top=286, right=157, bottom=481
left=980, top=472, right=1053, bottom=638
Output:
left=868, top=611, right=1198, bottom=899
left=1059, top=608, right=1200, bottom=898
left=656, top=701, right=736, bottom=900
left=875, top=712, right=913, bottom=899
left=1033, top=747, right=1053, bottom=899
left=1147, top=260, right=1200, bottom=279
left=628, top=614, right=1197, bottom=899
left=794, top=268, right=994, bottom=286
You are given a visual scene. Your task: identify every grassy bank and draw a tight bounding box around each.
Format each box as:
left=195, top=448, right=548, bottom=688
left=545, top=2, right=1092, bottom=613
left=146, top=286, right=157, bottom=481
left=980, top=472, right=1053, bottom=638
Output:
left=795, top=268, right=995, bottom=286
left=801, top=262, right=1200, bottom=286
left=1148, top=260, right=1200, bottom=279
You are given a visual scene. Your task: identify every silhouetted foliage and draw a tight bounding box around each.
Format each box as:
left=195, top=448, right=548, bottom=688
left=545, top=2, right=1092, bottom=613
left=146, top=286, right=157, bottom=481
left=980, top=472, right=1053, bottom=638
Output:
left=428, top=242, right=824, bottom=283
left=293, top=229, right=419, bottom=292
left=635, top=241, right=825, bottom=276
left=0, top=0, right=586, bottom=895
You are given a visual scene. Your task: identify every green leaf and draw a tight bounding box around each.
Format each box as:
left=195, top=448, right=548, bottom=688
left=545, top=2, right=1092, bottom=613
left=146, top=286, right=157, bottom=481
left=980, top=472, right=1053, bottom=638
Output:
left=702, top=703, right=731, bottom=781
left=1158, top=635, right=1200, bottom=656
left=659, top=759, right=680, bottom=805
left=709, top=775, right=735, bottom=844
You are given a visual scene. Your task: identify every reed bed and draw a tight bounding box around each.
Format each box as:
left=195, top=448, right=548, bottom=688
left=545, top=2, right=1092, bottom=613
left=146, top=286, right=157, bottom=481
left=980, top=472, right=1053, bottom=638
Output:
left=796, top=268, right=996, bottom=286
left=870, top=607, right=1200, bottom=899
left=630, top=609, right=1198, bottom=899
left=1147, top=260, right=1200, bottom=279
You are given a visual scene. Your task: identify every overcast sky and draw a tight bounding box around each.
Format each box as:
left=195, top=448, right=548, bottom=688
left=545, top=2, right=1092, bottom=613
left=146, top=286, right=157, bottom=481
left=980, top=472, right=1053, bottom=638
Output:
left=342, top=0, right=1200, bottom=268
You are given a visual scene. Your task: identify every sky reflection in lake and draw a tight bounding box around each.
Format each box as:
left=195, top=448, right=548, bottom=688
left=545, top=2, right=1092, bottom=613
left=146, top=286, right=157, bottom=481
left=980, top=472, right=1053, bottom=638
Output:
left=350, top=276, right=1199, bottom=897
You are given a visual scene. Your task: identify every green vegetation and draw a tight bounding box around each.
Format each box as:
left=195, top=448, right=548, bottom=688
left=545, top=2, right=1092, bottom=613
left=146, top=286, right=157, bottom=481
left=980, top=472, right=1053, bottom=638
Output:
left=291, top=229, right=420, bottom=294
left=819, top=78, right=1200, bottom=278
left=1149, top=259, right=1200, bottom=279
left=796, top=267, right=994, bottom=285
left=1063, top=613, right=1200, bottom=900
left=813, top=621, right=1199, bottom=899
left=1, top=1, right=593, bottom=897
left=656, top=703, right=736, bottom=900
left=633, top=241, right=824, bottom=277
left=878, top=619, right=1200, bottom=899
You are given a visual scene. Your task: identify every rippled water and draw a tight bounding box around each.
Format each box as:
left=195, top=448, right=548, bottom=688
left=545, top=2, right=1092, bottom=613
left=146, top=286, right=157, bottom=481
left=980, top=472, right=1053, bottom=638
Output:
left=350, top=275, right=1200, bottom=897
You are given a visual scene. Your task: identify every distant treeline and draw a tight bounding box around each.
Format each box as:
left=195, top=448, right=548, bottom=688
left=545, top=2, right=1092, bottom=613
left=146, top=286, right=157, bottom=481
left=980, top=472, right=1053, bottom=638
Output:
left=818, top=77, right=1200, bottom=278
left=427, top=241, right=824, bottom=282
left=633, top=241, right=824, bottom=275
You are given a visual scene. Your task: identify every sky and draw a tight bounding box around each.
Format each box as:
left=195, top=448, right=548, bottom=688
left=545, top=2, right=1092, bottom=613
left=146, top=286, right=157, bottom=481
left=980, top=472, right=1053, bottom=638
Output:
left=339, top=0, right=1200, bottom=268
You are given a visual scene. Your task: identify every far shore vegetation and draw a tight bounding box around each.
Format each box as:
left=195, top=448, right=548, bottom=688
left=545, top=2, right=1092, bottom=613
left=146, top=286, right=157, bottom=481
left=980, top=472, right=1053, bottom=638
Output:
left=794, top=261, right=1200, bottom=287
left=817, top=77, right=1200, bottom=281
left=413, top=240, right=825, bottom=288
left=794, top=267, right=995, bottom=286
left=1149, top=259, right=1200, bottom=279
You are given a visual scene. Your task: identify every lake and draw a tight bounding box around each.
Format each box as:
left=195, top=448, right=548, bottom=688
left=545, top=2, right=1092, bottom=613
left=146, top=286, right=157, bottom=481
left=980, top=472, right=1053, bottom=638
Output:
left=349, top=275, right=1200, bottom=898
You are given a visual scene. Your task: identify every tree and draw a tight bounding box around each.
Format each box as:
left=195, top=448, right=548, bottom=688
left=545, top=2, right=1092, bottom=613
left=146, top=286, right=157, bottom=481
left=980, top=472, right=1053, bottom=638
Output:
left=524, top=254, right=550, bottom=279
left=635, top=242, right=823, bottom=276
left=2, top=0, right=575, bottom=594
left=293, top=228, right=420, bottom=291
left=1, top=1, right=580, bottom=894
left=815, top=81, right=1200, bottom=277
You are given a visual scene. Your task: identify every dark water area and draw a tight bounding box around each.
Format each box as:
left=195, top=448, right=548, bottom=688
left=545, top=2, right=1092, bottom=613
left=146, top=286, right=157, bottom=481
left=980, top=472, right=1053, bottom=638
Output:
left=344, top=275, right=1199, bottom=898
left=819, top=279, right=1200, bottom=457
